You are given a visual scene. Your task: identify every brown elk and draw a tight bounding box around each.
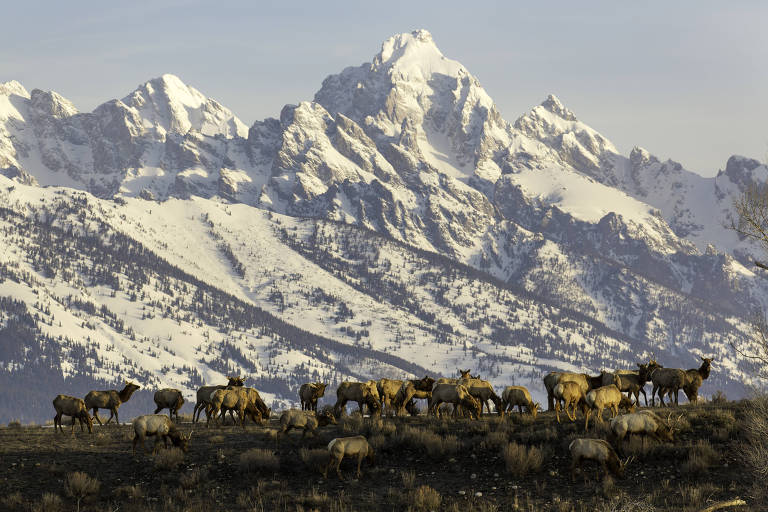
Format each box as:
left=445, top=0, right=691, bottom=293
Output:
left=299, top=382, right=327, bottom=412
left=569, top=438, right=633, bottom=481
left=53, top=395, right=93, bottom=434
left=278, top=409, right=337, bottom=439
left=132, top=414, right=191, bottom=455
left=553, top=381, right=586, bottom=423
left=153, top=388, right=185, bottom=422
left=325, top=436, right=374, bottom=480
left=84, top=381, right=140, bottom=426
left=334, top=381, right=381, bottom=417
left=501, top=386, right=539, bottom=418
left=192, top=376, right=244, bottom=423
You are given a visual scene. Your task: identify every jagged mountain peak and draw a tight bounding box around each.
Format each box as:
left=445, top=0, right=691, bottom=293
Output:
left=29, top=89, right=78, bottom=118
left=372, top=29, right=468, bottom=81
left=0, top=80, right=29, bottom=98
left=540, top=94, right=577, bottom=121
left=120, top=73, right=248, bottom=138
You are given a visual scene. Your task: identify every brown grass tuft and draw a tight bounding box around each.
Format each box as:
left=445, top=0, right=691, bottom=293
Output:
left=38, top=492, right=63, bottom=512
left=114, top=484, right=143, bottom=500
left=682, top=440, right=719, bottom=475
left=179, top=467, right=206, bottom=489
left=401, top=469, right=416, bottom=489
left=65, top=471, right=100, bottom=510
left=410, top=485, right=442, bottom=511
left=239, top=448, right=279, bottom=472
left=154, top=447, right=185, bottom=470
left=503, top=442, right=544, bottom=478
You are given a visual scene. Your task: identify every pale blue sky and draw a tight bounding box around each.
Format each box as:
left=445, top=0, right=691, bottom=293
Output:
left=1, top=1, right=765, bottom=176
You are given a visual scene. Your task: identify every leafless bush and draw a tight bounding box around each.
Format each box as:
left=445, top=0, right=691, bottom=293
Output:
left=154, top=447, right=185, bottom=470
left=410, top=485, right=441, bottom=511
left=239, top=448, right=279, bottom=472
left=503, top=442, right=543, bottom=477
left=711, top=390, right=728, bottom=405
left=401, top=469, right=416, bottom=489
left=37, top=492, right=63, bottom=512
left=743, top=394, right=768, bottom=498
left=1, top=492, right=23, bottom=510
left=483, top=430, right=508, bottom=450
left=65, top=471, right=100, bottom=511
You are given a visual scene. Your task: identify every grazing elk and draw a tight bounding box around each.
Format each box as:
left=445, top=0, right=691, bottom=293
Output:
left=461, top=378, right=503, bottom=415
left=501, top=386, right=539, bottom=418
left=392, top=376, right=434, bottom=415
left=242, top=387, right=271, bottom=423
left=569, top=438, right=633, bottom=481
left=206, top=388, right=261, bottom=428
left=681, top=357, right=713, bottom=404
left=584, top=384, right=635, bottom=431
left=53, top=395, right=93, bottom=434
left=610, top=410, right=678, bottom=454
left=132, top=414, right=191, bottom=455
left=377, top=378, right=404, bottom=415
left=553, top=381, right=586, bottom=423
left=278, top=409, right=337, bottom=439
left=153, top=388, right=185, bottom=422
left=544, top=372, right=591, bottom=411
left=429, top=384, right=481, bottom=419
left=299, top=382, right=327, bottom=412
left=334, top=381, right=381, bottom=417
left=192, top=376, right=244, bottom=423
left=84, top=381, right=140, bottom=426
left=324, top=436, right=374, bottom=480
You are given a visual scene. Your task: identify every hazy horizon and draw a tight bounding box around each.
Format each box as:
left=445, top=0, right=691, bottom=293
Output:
left=2, top=1, right=765, bottom=176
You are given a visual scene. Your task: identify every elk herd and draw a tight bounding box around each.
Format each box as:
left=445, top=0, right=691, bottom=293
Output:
left=48, top=356, right=713, bottom=480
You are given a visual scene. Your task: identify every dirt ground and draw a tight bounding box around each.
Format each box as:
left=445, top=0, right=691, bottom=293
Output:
left=0, top=400, right=755, bottom=512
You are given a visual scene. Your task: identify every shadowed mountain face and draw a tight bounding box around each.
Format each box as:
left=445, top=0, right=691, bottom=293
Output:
left=0, top=30, right=764, bottom=421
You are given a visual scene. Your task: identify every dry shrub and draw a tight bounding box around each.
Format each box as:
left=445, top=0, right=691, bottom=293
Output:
left=299, top=447, right=328, bottom=474
left=483, top=430, right=508, bottom=450
left=401, top=469, right=416, bottom=489
left=682, top=440, right=718, bottom=475
left=7, top=420, right=21, bottom=429
left=368, top=434, right=387, bottom=450
left=710, top=390, right=728, bottom=405
left=2, top=492, right=23, bottom=510
left=743, top=394, right=768, bottom=498
left=179, top=468, right=206, bottom=489
left=299, top=487, right=330, bottom=507
left=114, top=484, right=143, bottom=500
left=397, top=426, right=459, bottom=458
left=38, top=492, right=63, bottom=512
left=239, top=448, right=279, bottom=472
left=503, top=442, right=543, bottom=478
left=410, top=485, right=441, bottom=511
left=341, top=414, right=363, bottom=433
left=154, top=447, right=185, bottom=470
left=678, top=481, right=720, bottom=507
left=208, top=434, right=225, bottom=444
left=65, top=471, right=100, bottom=510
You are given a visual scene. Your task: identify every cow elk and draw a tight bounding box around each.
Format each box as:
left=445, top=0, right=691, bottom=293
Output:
left=299, top=382, right=327, bottom=412
left=501, top=386, right=539, bottom=419
left=153, top=388, right=185, bottom=422
left=84, top=381, right=140, bottom=426
left=53, top=395, right=93, bottom=435
left=324, top=435, right=374, bottom=480
left=132, top=414, right=191, bottom=455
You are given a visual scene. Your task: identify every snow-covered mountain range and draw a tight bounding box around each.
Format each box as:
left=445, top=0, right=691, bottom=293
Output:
left=0, top=30, right=764, bottom=422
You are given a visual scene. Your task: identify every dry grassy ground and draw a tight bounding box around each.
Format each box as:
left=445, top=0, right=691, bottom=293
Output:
left=0, top=399, right=755, bottom=512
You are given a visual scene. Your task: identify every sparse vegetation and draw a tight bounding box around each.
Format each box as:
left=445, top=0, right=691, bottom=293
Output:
left=64, top=471, right=100, bottom=512
left=503, top=442, right=544, bottom=478
left=239, top=448, right=280, bottom=472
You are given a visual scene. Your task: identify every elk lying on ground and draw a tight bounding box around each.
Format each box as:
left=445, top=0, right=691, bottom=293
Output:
left=53, top=395, right=93, bottom=434
left=84, top=381, right=140, bottom=426
left=610, top=410, right=678, bottom=453
left=132, top=414, right=191, bottom=455
left=334, top=381, right=381, bottom=417
left=553, top=381, right=586, bottom=423
left=501, top=386, right=539, bottom=418
left=192, top=376, right=244, bottom=423
left=429, top=383, right=481, bottom=419
left=584, top=384, right=635, bottom=430
left=569, top=438, right=633, bottom=481
left=153, top=388, right=184, bottom=422
left=324, top=435, right=374, bottom=480
left=278, top=409, right=337, bottom=439
left=299, top=382, right=327, bottom=412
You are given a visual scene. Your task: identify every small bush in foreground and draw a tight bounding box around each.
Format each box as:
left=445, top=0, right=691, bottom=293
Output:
left=239, top=448, right=279, bottom=472
left=154, top=447, right=185, bottom=470
left=504, top=442, right=543, bottom=478
left=410, top=485, right=441, bottom=511
left=65, top=471, right=100, bottom=511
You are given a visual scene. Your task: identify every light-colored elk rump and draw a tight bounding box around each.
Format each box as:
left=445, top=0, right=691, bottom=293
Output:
left=207, top=388, right=260, bottom=428
left=300, top=382, right=327, bottom=412
left=584, top=384, right=631, bottom=430
left=501, top=386, right=539, bottom=418
left=325, top=435, right=374, bottom=480
left=132, top=414, right=191, bottom=455
left=569, top=438, right=632, bottom=481
left=553, top=381, right=586, bottom=423
left=333, top=381, right=380, bottom=417
left=544, top=372, right=591, bottom=411
left=428, top=384, right=481, bottom=419
left=84, top=382, right=140, bottom=426
left=460, top=378, right=503, bottom=415
left=153, top=388, right=185, bottom=422
left=278, top=409, right=337, bottom=439
left=192, top=376, right=244, bottom=423
left=394, top=376, right=435, bottom=416
left=648, top=367, right=686, bottom=406
left=377, top=378, right=403, bottom=415
left=53, top=395, right=93, bottom=434
left=610, top=411, right=677, bottom=454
